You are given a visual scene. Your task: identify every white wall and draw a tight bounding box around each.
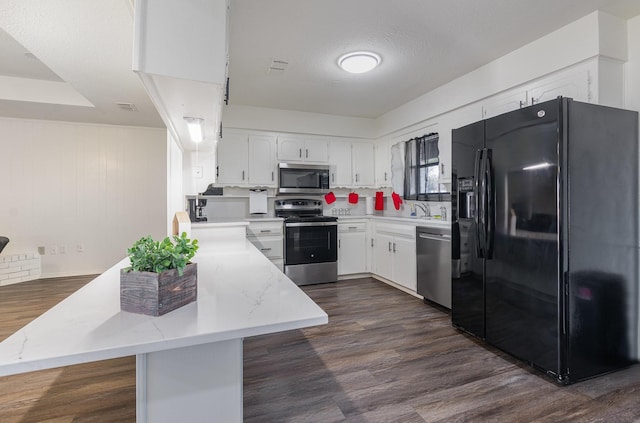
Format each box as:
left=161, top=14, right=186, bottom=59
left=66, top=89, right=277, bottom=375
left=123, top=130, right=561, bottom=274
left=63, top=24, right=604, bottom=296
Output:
left=376, top=11, right=628, bottom=137
left=167, top=132, right=185, bottom=233
left=0, top=118, right=167, bottom=277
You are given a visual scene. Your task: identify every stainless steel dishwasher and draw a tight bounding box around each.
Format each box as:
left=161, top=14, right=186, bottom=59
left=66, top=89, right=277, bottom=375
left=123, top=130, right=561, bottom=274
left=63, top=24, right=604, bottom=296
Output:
left=417, top=226, right=451, bottom=309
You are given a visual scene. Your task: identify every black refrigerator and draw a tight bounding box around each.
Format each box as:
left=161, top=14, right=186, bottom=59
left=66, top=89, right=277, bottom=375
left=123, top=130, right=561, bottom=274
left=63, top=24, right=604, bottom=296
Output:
left=451, top=97, right=639, bottom=384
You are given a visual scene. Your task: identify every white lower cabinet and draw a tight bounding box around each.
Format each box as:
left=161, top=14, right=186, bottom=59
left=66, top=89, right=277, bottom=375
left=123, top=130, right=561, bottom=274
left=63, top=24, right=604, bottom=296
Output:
left=373, top=222, right=416, bottom=292
left=246, top=221, right=283, bottom=271
left=338, top=221, right=367, bottom=275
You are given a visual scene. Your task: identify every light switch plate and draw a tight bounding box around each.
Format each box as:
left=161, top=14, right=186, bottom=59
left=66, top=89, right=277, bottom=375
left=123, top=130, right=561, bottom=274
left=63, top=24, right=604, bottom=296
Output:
left=192, top=166, right=203, bottom=178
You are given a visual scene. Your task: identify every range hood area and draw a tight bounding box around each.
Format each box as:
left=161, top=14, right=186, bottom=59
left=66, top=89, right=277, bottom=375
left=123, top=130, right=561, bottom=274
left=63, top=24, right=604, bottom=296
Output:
left=132, top=0, right=229, bottom=151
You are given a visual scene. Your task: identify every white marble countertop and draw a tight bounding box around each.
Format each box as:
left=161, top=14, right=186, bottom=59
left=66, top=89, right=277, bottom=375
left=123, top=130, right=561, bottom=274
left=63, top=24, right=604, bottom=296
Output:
left=191, top=218, right=251, bottom=227
left=0, top=240, right=327, bottom=377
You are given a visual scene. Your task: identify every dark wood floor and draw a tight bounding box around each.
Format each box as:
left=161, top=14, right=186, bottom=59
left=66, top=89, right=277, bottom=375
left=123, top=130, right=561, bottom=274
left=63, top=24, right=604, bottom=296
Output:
left=2, top=276, right=640, bottom=422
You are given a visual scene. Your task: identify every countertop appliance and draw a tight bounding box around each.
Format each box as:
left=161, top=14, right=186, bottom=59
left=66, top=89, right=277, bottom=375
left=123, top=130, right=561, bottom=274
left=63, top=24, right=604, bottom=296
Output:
left=278, top=163, right=330, bottom=195
left=186, top=196, right=208, bottom=222
left=417, top=226, right=451, bottom=308
left=275, top=198, right=338, bottom=285
left=451, top=96, right=638, bottom=384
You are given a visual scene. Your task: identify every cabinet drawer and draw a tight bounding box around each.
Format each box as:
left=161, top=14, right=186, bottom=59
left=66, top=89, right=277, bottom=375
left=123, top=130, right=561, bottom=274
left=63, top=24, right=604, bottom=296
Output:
left=246, top=222, right=283, bottom=237
left=375, top=222, right=416, bottom=239
left=338, top=222, right=366, bottom=232
left=248, top=236, right=283, bottom=259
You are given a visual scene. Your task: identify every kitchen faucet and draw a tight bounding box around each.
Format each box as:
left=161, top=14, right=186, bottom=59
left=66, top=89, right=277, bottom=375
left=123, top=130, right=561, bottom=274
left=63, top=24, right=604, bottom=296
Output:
left=414, top=203, right=431, bottom=218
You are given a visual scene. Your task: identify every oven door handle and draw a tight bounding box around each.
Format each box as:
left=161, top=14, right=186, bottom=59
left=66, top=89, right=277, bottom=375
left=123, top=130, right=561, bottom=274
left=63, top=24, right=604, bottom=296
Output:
left=285, top=222, right=338, bottom=227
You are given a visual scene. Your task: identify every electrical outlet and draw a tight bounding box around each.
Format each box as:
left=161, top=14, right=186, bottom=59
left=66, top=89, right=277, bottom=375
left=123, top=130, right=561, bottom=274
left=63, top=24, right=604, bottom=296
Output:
left=77, top=243, right=85, bottom=253
left=49, top=245, right=58, bottom=255
left=192, top=166, right=203, bottom=178
left=59, top=244, right=67, bottom=254
left=38, top=246, right=45, bottom=255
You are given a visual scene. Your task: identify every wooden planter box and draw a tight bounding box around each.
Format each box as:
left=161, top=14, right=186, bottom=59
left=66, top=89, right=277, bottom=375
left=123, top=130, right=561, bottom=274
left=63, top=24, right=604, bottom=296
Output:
left=120, top=263, right=197, bottom=316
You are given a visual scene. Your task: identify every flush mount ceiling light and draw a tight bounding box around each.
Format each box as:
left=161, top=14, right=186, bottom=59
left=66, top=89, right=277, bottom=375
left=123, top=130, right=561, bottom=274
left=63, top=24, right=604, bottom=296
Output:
left=338, top=51, right=381, bottom=74
left=184, top=117, right=204, bottom=143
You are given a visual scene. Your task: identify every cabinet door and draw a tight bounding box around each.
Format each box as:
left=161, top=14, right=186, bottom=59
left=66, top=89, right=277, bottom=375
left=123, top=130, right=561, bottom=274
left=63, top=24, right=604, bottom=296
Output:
left=526, top=66, right=591, bottom=105
left=438, top=133, right=451, bottom=184
left=277, top=136, right=304, bottom=161
left=338, top=231, right=367, bottom=275
left=352, top=142, right=375, bottom=187
left=217, top=133, right=248, bottom=185
left=482, top=89, right=527, bottom=120
left=393, top=236, right=417, bottom=291
left=329, top=141, right=352, bottom=187
left=373, top=232, right=394, bottom=281
left=248, top=135, right=277, bottom=186
left=375, top=142, right=391, bottom=187
left=304, top=139, right=329, bottom=163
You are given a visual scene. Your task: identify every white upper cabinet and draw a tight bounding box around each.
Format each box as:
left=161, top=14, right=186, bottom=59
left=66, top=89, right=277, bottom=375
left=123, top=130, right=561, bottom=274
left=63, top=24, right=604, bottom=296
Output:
left=351, top=142, right=375, bottom=187
left=524, top=63, right=592, bottom=106
left=277, top=137, right=328, bottom=163
left=328, top=141, right=352, bottom=188
left=248, top=135, right=277, bottom=187
left=217, top=132, right=277, bottom=187
left=132, top=0, right=229, bottom=150
left=482, top=89, right=528, bottom=120
left=374, top=141, right=391, bottom=188
left=133, top=0, right=228, bottom=84
left=217, top=133, right=249, bottom=186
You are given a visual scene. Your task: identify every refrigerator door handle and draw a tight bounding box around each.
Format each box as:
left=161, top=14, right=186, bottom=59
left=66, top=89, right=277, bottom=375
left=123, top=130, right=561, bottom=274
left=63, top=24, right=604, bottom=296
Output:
left=474, top=149, right=485, bottom=258
left=485, top=149, right=494, bottom=259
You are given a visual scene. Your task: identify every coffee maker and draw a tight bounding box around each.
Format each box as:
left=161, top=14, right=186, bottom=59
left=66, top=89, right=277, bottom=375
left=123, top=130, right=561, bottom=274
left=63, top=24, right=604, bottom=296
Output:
left=187, top=197, right=208, bottom=222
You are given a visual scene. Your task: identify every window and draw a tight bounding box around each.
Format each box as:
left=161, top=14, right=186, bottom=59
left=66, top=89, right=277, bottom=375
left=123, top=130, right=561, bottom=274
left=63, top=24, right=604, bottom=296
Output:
left=403, top=133, right=443, bottom=201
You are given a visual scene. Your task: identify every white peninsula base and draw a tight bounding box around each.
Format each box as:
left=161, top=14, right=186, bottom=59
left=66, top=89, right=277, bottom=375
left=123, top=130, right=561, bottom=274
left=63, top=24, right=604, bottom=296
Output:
left=0, top=226, right=327, bottom=423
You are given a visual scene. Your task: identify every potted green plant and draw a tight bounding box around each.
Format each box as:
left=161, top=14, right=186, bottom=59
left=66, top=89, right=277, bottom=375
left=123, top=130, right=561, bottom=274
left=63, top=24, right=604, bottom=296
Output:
left=120, top=232, right=199, bottom=316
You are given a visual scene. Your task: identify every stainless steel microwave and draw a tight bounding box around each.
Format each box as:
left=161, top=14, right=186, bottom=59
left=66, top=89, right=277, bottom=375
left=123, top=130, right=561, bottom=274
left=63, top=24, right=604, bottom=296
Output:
left=278, top=163, right=330, bottom=195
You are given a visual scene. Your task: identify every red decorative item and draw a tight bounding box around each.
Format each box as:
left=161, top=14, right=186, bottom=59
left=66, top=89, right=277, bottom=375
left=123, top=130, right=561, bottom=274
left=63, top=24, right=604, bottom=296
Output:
left=324, top=192, right=336, bottom=204
left=348, top=192, right=359, bottom=204
left=375, top=191, right=384, bottom=210
left=391, top=192, right=403, bottom=210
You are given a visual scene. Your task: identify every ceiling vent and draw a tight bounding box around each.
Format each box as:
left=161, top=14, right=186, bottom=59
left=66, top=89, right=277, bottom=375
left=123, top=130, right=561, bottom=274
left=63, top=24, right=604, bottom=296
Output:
left=268, top=59, right=289, bottom=73
left=116, top=102, right=138, bottom=112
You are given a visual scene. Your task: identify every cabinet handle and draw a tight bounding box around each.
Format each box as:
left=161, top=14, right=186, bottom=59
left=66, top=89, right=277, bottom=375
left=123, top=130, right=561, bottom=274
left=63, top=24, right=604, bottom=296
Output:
left=519, top=100, right=526, bottom=108
left=371, top=238, right=374, bottom=247
left=388, top=241, right=392, bottom=252
left=393, top=242, right=396, bottom=253
left=260, top=248, right=272, bottom=251
left=338, top=239, right=341, bottom=248
left=384, top=172, right=387, bottom=181
left=531, top=97, right=538, bottom=105
left=272, top=171, right=274, bottom=181
left=306, top=149, right=309, bottom=159
left=355, top=173, right=359, bottom=183
left=216, top=166, right=219, bottom=178
left=440, top=163, right=445, bottom=175
left=260, top=229, right=272, bottom=233
left=332, top=173, right=335, bottom=182
left=299, top=148, right=302, bottom=158
left=348, top=226, right=358, bottom=230
left=242, top=170, right=245, bottom=180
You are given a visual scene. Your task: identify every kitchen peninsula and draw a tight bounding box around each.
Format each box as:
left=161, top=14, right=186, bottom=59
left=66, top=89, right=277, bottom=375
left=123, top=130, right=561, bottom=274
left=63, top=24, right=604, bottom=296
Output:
left=0, top=222, right=328, bottom=423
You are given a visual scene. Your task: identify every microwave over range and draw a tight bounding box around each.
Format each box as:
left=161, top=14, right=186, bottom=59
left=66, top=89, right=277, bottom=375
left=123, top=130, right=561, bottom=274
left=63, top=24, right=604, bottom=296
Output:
left=278, top=163, right=330, bottom=195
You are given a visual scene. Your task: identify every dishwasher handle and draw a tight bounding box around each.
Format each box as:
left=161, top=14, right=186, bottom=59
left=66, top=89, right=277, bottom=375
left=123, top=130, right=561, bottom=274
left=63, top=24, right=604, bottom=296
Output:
left=418, top=233, right=451, bottom=242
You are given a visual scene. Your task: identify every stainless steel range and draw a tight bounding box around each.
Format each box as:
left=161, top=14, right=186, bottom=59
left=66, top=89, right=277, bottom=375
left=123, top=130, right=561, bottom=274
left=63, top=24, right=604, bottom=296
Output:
left=275, top=199, right=338, bottom=286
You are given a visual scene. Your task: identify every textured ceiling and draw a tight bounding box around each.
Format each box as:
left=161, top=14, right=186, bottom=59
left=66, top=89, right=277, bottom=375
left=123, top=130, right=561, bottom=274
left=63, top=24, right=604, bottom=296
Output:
left=1, top=0, right=640, bottom=127
left=228, top=0, right=640, bottom=118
